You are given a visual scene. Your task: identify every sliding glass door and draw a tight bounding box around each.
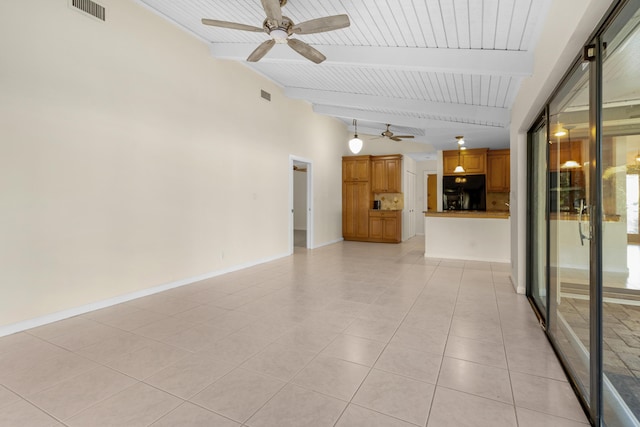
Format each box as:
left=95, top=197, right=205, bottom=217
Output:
left=528, top=0, right=640, bottom=424
left=600, top=3, right=640, bottom=424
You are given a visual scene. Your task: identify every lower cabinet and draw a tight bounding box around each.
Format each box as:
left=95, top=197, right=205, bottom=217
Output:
left=343, top=181, right=370, bottom=240
left=368, top=210, right=402, bottom=243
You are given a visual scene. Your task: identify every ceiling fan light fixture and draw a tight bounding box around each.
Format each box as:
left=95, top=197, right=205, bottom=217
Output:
left=270, top=28, right=289, bottom=42
left=456, top=135, right=465, bottom=145
left=349, top=119, right=363, bottom=154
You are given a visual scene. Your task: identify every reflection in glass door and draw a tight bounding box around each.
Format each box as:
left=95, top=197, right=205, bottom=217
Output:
left=547, top=59, right=592, bottom=406
left=600, top=2, right=640, bottom=424
left=629, top=174, right=639, bottom=243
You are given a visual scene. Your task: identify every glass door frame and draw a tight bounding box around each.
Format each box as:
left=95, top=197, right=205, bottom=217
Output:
left=526, top=111, right=551, bottom=325
left=586, top=29, right=604, bottom=425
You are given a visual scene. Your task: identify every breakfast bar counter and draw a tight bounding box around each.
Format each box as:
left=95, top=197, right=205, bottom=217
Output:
left=423, top=211, right=511, bottom=263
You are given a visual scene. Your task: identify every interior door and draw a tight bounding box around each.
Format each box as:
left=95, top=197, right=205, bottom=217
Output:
left=404, top=171, right=416, bottom=240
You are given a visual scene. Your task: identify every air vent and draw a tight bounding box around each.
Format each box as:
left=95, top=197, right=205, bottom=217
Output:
left=70, top=0, right=105, bottom=21
left=260, top=90, right=271, bottom=102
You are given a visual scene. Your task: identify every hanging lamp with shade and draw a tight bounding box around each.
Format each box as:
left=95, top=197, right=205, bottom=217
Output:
left=453, top=136, right=465, bottom=173
left=561, top=125, right=581, bottom=169
left=348, top=119, right=363, bottom=154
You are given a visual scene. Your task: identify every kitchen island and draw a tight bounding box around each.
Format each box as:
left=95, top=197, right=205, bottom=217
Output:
left=423, top=211, right=510, bottom=262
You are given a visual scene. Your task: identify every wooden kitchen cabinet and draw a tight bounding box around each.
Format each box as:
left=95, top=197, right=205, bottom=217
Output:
left=443, top=148, right=487, bottom=175
left=343, top=181, right=370, bottom=240
left=368, top=210, right=401, bottom=243
left=343, top=155, right=370, bottom=181
left=343, top=154, right=403, bottom=243
left=487, top=149, right=510, bottom=192
left=371, top=155, right=402, bottom=192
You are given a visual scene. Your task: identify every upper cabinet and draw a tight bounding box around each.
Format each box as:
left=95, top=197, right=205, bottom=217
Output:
left=371, top=155, right=402, bottom=193
left=487, top=149, right=511, bottom=192
left=342, top=155, right=370, bottom=181
left=443, top=148, right=488, bottom=175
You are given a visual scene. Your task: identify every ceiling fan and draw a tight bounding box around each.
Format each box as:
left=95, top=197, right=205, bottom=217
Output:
left=380, top=124, right=415, bottom=142
left=201, top=0, right=350, bottom=64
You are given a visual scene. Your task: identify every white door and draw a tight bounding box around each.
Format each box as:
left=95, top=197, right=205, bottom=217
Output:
left=403, top=171, right=416, bottom=240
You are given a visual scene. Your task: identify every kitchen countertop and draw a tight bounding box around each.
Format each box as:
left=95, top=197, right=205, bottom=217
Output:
left=423, top=211, right=510, bottom=219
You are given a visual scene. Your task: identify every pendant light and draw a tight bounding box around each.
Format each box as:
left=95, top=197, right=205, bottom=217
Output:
left=454, top=136, right=465, bottom=173
left=348, top=119, right=363, bottom=154
left=561, top=125, right=580, bottom=169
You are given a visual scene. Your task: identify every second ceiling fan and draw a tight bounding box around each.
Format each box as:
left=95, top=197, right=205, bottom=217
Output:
left=201, top=0, right=350, bottom=64
left=380, top=124, right=415, bottom=142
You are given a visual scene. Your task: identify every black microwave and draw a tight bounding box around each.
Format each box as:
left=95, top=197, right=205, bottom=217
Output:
left=443, top=175, right=486, bottom=211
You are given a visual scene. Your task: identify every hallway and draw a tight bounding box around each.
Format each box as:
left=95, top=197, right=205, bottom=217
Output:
left=0, top=238, right=588, bottom=426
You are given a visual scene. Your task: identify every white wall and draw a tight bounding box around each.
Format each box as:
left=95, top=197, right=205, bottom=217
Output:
left=509, top=0, right=616, bottom=293
left=0, top=0, right=347, bottom=330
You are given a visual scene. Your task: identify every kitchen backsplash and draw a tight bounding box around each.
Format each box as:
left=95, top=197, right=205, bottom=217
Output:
left=374, top=193, right=404, bottom=210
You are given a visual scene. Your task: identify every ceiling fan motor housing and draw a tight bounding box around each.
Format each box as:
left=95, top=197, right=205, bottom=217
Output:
left=263, top=16, right=293, bottom=40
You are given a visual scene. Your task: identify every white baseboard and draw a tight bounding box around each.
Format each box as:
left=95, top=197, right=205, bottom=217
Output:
left=511, top=274, right=526, bottom=294
left=0, top=252, right=290, bottom=338
left=311, top=237, right=343, bottom=249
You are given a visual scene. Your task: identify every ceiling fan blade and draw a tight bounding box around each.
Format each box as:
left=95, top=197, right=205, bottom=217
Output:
left=390, top=137, right=402, bottom=142
left=201, top=19, right=264, bottom=32
left=247, top=39, right=276, bottom=62
left=292, top=14, right=351, bottom=35
left=287, top=38, right=326, bottom=64
left=394, top=135, right=414, bottom=139
left=261, top=0, right=283, bottom=23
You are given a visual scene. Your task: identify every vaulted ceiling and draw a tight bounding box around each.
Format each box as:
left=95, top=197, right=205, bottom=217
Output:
left=137, top=0, right=552, bottom=153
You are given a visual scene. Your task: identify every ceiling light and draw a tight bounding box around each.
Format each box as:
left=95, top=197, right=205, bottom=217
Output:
left=349, top=119, right=363, bottom=154
left=554, top=131, right=567, bottom=137
left=460, top=146, right=467, bottom=150
left=454, top=136, right=465, bottom=173
left=560, top=125, right=580, bottom=169
left=561, top=160, right=581, bottom=169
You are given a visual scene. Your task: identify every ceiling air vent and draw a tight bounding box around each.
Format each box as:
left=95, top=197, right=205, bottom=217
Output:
left=70, top=0, right=106, bottom=21
left=261, top=90, right=271, bottom=102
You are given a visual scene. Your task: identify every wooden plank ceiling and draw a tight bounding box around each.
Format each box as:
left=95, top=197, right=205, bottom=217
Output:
left=136, top=0, right=553, bottom=152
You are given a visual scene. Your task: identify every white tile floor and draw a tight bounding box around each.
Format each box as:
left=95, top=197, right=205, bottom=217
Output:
left=0, top=238, right=590, bottom=426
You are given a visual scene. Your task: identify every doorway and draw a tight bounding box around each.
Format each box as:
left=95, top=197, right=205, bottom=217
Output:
left=290, top=156, right=313, bottom=252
